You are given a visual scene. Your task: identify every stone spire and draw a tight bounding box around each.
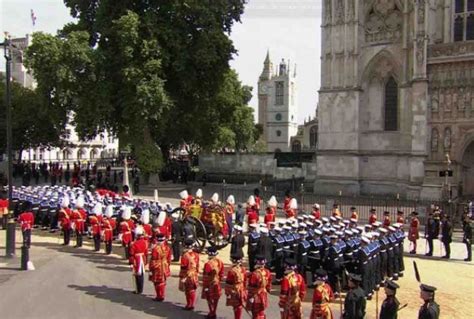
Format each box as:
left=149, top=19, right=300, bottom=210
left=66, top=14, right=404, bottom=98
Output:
left=259, top=50, right=273, bottom=81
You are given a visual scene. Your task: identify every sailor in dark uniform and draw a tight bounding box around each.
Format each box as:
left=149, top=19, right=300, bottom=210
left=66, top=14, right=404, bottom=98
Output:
left=418, top=284, right=440, bottom=319
left=272, top=226, right=285, bottom=283
left=343, top=273, right=366, bottom=319
left=356, top=236, right=371, bottom=299
left=309, top=228, right=324, bottom=282
left=325, top=234, right=342, bottom=296
left=296, top=228, right=310, bottom=280
left=378, top=228, right=389, bottom=280
left=247, top=223, right=260, bottom=272
left=258, top=226, right=274, bottom=270
left=393, top=223, right=405, bottom=277
left=380, top=280, right=400, bottom=319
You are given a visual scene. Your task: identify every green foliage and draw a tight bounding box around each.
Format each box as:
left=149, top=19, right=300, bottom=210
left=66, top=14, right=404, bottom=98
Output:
left=135, top=143, right=164, bottom=177
left=251, top=139, right=268, bottom=153
left=213, top=127, right=236, bottom=151
left=0, top=74, right=64, bottom=153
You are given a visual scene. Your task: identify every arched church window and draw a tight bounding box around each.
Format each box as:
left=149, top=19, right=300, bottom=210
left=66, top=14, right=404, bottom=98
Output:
left=454, top=0, right=474, bottom=41
left=292, top=141, right=302, bottom=153
left=456, top=0, right=465, bottom=13
left=276, top=130, right=282, bottom=137
left=275, top=113, right=282, bottom=121
left=384, top=77, right=398, bottom=131
left=431, top=129, right=439, bottom=151
left=444, top=128, right=452, bottom=150
left=310, top=126, right=318, bottom=148
left=275, top=82, right=284, bottom=105
left=454, top=16, right=464, bottom=41
left=467, top=14, right=474, bottom=40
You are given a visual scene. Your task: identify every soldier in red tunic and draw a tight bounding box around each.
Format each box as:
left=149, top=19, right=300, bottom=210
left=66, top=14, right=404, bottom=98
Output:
left=264, top=196, right=277, bottom=227
left=246, top=255, right=272, bottom=319
left=225, top=254, right=247, bottom=319
left=225, top=195, right=236, bottom=234
left=396, top=210, right=405, bottom=224
left=331, top=204, right=341, bottom=218
left=140, top=209, right=153, bottom=243
left=120, top=206, right=135, bottom=259
left=383, top=211, right=391, bottom=228
left=18, top=201, right=35, bottom=248
left=154, top=210, right=171, bottom=240
left=58, top=196, right=72, bottom=245
left=149, top=233, right=171, bottom=301
left=179, top=238, right=200, bottom=310
left=279, top=259, right=306, bottom=319
left=369, top=208, right=377, bottom=225
left=283, top=191, right=292, bottom=212
left=71, top=196, right=87, bottom=248
left=129, top=226, right=148, bottom=294
left=202, top=247, right=224, bottom=319
left=89, top=203, right=103, bottom=251
left=285, top=198, right=298, bottom=219
left=310, top=269, right=334, bottom=319
left=247, top=196, right=259, bottom=225
left=102, top=204, right=116, bottom=254
left=409, top=211, right=420, bottom=254
left=350, top=207, right=358, bottom=222
left=312, top=203, right=321, bottom=220
left=179, top=190, right=193, bottom=208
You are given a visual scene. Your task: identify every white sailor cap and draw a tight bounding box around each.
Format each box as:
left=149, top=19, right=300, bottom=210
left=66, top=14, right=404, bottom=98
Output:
left=314, top=229, right=323, bottom=235
left=361, top=236, right=370, bottom=244
left=379, top=228, right=388, bottom=234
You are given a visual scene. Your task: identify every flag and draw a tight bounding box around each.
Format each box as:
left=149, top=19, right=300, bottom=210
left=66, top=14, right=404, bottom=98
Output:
left=31, top=9, right=37, bottom=26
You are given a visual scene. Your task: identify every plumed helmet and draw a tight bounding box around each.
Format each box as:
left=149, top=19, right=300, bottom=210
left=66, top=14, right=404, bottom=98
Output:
left=313, top=203, right=320, bottom=209
left=226, top=195, right=235, bottom=205
left=134, top=225, right=144, bottom=236
left=179, top=190, right=188, bottom=199
left=61, top=195, right=70, bottom=208
left=211, top=193, right=219, bottom=204
left=157, top=210, right=166, bottom=227
left=268, top=195, right=277, bottom=208
left=141, top=209, right=150, bottom=225
left=105, top=205, right=114, bottom=218
left=76, top=196, right=85, bottom=209
left=290, top=198, right=298, bottom=210
left=247, top=195, right=256, bottom=206
left=93, top=202, right=103, bottom=216
left=122, top=206, right=132, bottom=220
left=196, top=188, right=203, bottom=198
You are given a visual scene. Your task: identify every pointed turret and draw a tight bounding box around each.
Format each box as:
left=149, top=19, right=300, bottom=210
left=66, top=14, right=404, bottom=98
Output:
left=259, top=50, right=273, bottom=81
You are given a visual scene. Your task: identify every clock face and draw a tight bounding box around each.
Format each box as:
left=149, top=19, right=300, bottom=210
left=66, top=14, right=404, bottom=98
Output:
left=260, top=83, right=269, bottom=94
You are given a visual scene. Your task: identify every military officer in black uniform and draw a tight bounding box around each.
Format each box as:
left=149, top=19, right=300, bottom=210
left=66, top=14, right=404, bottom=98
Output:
left=343, top=273, right=366, bottom=319
left=230, top=224, right=245, bottom=261
left=418, top=284, right=440, bottom=319
left=440, top=214, right=453, bottom=259
left=258, top=227, right=274, bottom=270
left=462, top=214, right=472, bottom=262
left=425, top=211, right=437, bottom=256
left=380, top=279, right=400, bottom=319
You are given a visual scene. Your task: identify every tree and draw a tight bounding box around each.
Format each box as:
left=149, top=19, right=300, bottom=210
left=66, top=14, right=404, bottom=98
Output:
left=0, top=74, right=64, bottom=158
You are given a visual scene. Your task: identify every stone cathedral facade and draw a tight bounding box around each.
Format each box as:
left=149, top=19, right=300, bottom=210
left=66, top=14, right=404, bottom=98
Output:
left=315, top=0, right=474, bottom=199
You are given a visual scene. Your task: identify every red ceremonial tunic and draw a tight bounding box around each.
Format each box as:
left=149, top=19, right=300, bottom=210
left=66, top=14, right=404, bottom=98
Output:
left=18, top=211, right=34, bottom=231
left=149, top=242, right=171, bottom=283
left=331, top=208, right=341, bottom=218
left=246, top=267, right=272, bottom=316
left=89, top=215, right=103, bottom=236
left=369, top=213, right=377, bottom=225
left=383, top=216, right=391, bottom=228
left=247, top=206, right=258, bottom=225
left=71, top=208, right=86, bottom=233
left=59, top=208, right=72, bottom=230
left=225, top=203, right=235, bottom=220
left=351, top=211, right=358, bottom=221
left=120, top=220, right=135, bottom=245
left=312, top=209, right=321, bottom=220
left=283, top=197, right=291, bottom=212
left=155, top=217, right=172, bottom=239
left=255, top=196, right=261, bottom=211
left=129, top=237, right=148, bottom=275
left=279, top=271, right=306, bottom=319
left=179, top=250, right=200, bottom=292
left=408, top=217, right=420, bottom=241
left=396, top=216, right=404, bottom=224
left=201, top=257, right=224, bottom=300
left=0, top=199, right=9, bottom=216
left=143, top=224, right=153, bottom=241
left=225, top=265, right=247, bottom=307
left=264, top=208, right=276, bottom=227
left=310, top=283, right=334, bottom=319
left=285, top=208, right=297, bottom=219
left=102, top=217, right=116, bottom=241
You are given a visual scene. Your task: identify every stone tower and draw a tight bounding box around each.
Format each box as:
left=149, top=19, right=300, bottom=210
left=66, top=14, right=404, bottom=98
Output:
left=258, top=51, right=299, bottom=152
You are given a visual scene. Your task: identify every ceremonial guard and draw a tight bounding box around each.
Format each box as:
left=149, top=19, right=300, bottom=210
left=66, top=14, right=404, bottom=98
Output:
left=248, top=223, right=260, bottom=272
left=462, top=214, right=472, bottom=261
left=279, top=259, right=306, bottom=319
left=129, top=226, right=148, bottom=294
left=350, top=207, right=358, bottom=221
left=170, top=211, right=183, bottom=262
left=90, top=202, right=103, bottom=251
left=58, top=196, right=72, bottom=245
left=283, top=191, right=292, bottom=212
left=342, top=273, right=366, bottom=319
left=231, top=224, right=245, bottom=259
left=310, top=269, right=333, bottom=319
left=120, top=207, right=135, bottom=258
left=195, top=189, right=203, bottom=206
left=264, top=196, right=277, bottom=227
left=225, top=195, right=236, bottom=233
left=179, top=238, right=200, bottom=310
left=254, top=188, right=262, bottom=213
left=71, top=197, right=87, bottom=248
left=247, top=196, right=259, bottom=225
left=225, top=254, right=247, bottom=319
left=396, top=211, right=404, bottom=224
left=179, top=190, right=193, bottom=208
left=409, top=211, right=420, bottom=254
left=331, top=204, right=341, bottom=218
left=312, top=203, right=321, bottom=220
left=202, top=247, right=224, bottom=319
left=425, top=212, right=437, bottom=256
left=286, top=198, right=298, bottom=218
left=379, top=280, right=400, bottom=319
left=369, top=209, right=377, bottom=225
left=155, top=210, right=171, bottom=239
left=246, top=255, right=272, bottom=319
left=418, top=284, right=440, bottom=319
left=149, top=233, right=171, bottom=301
left=440, top=214, right=453, bottom=259
left=383, top=211, right=391, bottom=228
left=18, top=201, right=34, bottom=248
left=140, top=209, right=152, bottom=243
left=102, top=205, right=116, bottom=254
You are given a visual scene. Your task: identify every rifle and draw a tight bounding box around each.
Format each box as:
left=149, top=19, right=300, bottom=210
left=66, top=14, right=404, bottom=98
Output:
left=413, top=261, right=421, bottom=283
left=398, top=303, right=408, bottom=312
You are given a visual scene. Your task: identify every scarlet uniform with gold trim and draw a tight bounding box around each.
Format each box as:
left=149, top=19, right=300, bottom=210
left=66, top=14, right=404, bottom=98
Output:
left=351, top=211, right=358, bottom=221
left=285, top=208, right=297, bottom=219
left=310, top=283, right=334, bottom=319
left=149, top=241, right=171, bottom=300
left=225, top=264, right=248, bottom=319
left=120, top=219, right=135, bottom=246
left=247, top=206, right=259, bottom=225
left=89, top=214, right=103, bottom=237
left=279, top=271, right=306, bottom=319
left=180, top=195, right=194, bottom=208
left=409, top=217, right=420, bottom=241
left=264, top=207, right=276, bottom=227
left=143, top=223, right=153, bottom=241
left=179, top=250, right=200, bottom=309
left=396, top=216, right=404, bottom=224
left=71, top=208, right=87, bottom=234
left=129, top=237, right=148, bottom=274
left=383, top=216, right=391, bottom=228
left=246, top=267, right=272, bottom=319
left=59, top=207, right=73, bottom=231
left=312, top=209, right=321, bottom=220
left=283, top=197, right=291, bottom=212
left=255, top=196, right=262, bottom=211
left=102, top=217, right=116, bottom=242
left=202, top=257, right=224, bottom=318
left=18, top=211, right=34, bottom=231
left=155, top=217, right=171, bottom=239
left=369, top=213, right=377, bottom=225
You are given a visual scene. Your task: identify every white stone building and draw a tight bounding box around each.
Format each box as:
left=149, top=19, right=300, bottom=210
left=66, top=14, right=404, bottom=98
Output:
left=9, top=34, right=119, bottom=164
left=315, top=0, right=474, bottom=199
left=258, top=52, right=299, bottom=152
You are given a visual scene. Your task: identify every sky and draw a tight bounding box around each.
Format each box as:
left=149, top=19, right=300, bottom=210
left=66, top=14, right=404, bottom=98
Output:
left=0, top=0, right=322, bottom=124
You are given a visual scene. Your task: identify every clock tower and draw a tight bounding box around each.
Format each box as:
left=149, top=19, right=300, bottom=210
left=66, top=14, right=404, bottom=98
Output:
left=258, top=51, right=298, bottom=152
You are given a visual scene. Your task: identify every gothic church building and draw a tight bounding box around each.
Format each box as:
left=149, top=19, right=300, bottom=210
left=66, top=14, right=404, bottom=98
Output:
left=316, top=0, right=474, bottom=199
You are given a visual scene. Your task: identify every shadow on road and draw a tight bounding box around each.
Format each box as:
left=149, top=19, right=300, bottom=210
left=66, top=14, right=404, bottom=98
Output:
left=68, top=284, right=206, bottom=318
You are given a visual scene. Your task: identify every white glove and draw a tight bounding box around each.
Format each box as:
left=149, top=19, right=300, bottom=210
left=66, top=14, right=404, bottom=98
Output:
left=249, top=298, right=254, bottom=303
